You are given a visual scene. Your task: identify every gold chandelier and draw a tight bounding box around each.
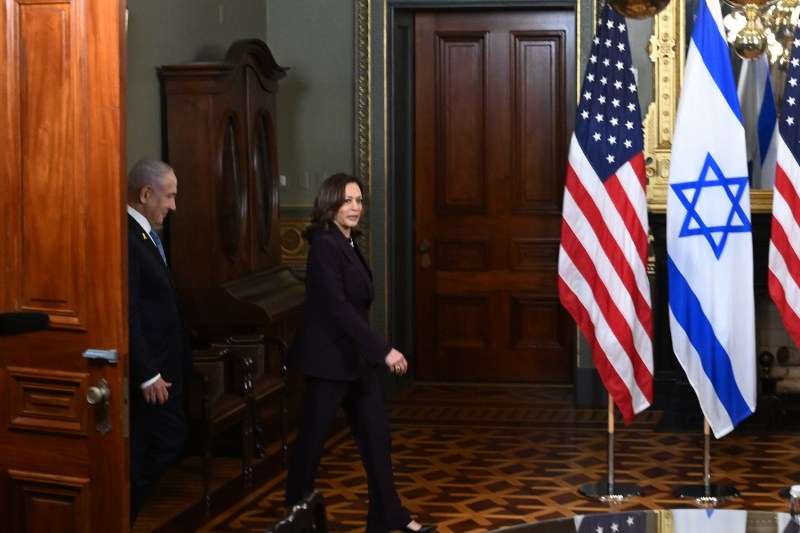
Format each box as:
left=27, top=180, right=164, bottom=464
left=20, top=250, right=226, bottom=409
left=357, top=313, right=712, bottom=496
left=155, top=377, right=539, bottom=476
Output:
left=606, top=0, right=671, bottom=18
left=724, top=0, right=800, bottom=67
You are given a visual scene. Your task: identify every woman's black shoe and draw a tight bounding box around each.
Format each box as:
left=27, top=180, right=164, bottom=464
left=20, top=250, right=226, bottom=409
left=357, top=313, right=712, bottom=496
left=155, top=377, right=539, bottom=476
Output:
left=402, top=525, right=436, bottom=533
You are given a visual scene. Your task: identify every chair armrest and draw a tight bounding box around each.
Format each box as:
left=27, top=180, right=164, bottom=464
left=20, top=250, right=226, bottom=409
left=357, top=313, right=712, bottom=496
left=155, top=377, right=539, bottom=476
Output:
left=217, top=345, right=257, bottom=401
left=223, top=334, right=288, bottom=377
left=262, top=335, right=288, bottom=377
left=188, top=349, right=228, bottom=419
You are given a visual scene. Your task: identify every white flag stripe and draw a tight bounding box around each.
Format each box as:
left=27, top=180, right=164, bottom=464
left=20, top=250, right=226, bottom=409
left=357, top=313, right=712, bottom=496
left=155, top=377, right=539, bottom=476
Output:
left=670, top=73, right=747, bottom=187
left=671, top=509, right=748, bottom=533
left=667, top=308, right=736, bottom=435
left=771, top=197, right=800, bottom=269
left=615, top=163, right=650, bottom=232
left=559, top=247, right=651, bottom=412
left=561, top=185, right=652, bottom=363
left=568, top=143, right=651, bottom=302
left=774, top=137, right=800, bottom=256
left=769, top=241, right=800, bottom=320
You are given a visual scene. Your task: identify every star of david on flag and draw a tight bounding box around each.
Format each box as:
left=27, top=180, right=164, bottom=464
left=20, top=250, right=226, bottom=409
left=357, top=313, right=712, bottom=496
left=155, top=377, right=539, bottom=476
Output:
left=671, top=153, right=751, bottom=259
left=666, top=0, right=756, bottom=438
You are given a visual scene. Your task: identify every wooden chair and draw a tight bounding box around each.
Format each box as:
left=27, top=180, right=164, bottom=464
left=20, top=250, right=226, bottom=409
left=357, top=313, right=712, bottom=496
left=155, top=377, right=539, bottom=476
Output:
left=266, top=491, right=328, bottom=533
left=215, top=334, right=288, bottom=464
left=186, top=347, right=254, bottom=506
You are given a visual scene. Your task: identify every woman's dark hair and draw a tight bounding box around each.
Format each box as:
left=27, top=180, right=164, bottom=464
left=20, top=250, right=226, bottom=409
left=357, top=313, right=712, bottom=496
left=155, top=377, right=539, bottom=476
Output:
left=303, top=173, right=365, bottom=243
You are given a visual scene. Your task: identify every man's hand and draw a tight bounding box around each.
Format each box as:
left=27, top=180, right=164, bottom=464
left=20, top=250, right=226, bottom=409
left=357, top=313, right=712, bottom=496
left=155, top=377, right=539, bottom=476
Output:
left=142, top=377, right=172, bottom=405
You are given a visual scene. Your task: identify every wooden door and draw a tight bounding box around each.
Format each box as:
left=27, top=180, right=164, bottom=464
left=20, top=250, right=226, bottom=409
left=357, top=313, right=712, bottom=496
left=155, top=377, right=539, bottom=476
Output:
left=0, top=0, right=128, bottom=530
left=415, top=10, right=576, bottom=382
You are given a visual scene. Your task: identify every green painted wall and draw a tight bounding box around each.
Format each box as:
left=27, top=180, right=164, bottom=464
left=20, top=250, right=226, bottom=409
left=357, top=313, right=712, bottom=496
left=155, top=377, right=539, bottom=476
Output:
left=266, top=1, right=356, bottom=213
left=125, top=0, right=267, bottom=167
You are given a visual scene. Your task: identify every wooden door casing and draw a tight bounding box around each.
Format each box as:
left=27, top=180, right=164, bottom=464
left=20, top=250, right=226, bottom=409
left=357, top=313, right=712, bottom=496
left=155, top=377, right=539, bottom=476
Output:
left=414, top=10, right=576, bottom=383
left=0, top=0, right=128, bottom=530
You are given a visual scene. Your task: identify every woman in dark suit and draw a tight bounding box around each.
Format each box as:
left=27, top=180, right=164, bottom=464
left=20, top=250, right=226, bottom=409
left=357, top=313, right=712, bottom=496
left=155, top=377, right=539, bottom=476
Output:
left=285, top=173, right=435, bottom=533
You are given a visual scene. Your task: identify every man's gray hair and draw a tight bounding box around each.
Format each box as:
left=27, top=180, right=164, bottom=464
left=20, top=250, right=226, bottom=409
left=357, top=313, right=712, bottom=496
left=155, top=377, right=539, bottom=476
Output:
left=127, top=158, right=173, bottom=196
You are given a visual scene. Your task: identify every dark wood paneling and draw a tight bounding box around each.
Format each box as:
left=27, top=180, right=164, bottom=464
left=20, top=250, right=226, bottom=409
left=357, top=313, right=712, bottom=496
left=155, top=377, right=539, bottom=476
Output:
left=9, top=470, right=89, bottom=533
left=437, top=239, right=490, bottom=270
left=436, top=32, right=487, bottom=213
left=415, top=10, right=576, bottom=382
left=18, top=1, right=86, bottom=329
left=8, top=368, right=88, bottom=436
left=511, top=31, right=567, bottom=213
left=436, top=294, right=489, bottom=349
left=509, top=238, right=560, bottom=271
left=1, top=0, right=129, bottom=529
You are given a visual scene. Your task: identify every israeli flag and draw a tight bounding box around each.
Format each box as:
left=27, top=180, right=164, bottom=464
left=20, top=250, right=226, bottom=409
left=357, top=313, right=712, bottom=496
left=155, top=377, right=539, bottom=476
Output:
left=738, top=54, right=778, bottom=189
left=671, top=509, right=748, bottom=533
left=667, top=0, right=756, bottom=438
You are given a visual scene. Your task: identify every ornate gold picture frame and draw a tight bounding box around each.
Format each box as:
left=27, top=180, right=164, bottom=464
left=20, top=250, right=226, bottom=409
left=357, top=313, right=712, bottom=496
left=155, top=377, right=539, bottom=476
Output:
left=644, top=0, right=773, bottom=213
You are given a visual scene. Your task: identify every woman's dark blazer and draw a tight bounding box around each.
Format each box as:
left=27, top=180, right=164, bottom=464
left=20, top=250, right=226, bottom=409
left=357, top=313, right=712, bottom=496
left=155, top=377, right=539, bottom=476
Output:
left=287, top=229, right=391, bottom=381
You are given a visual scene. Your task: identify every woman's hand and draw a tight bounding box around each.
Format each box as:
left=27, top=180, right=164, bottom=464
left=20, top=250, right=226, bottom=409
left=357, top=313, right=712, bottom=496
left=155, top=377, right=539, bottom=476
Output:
left=385, top=348, right=408, bottom=376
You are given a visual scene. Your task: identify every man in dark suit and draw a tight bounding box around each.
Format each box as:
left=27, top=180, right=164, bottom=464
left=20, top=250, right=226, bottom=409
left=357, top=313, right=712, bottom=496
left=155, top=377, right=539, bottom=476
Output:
left=126, top=158, right=191, bottom=524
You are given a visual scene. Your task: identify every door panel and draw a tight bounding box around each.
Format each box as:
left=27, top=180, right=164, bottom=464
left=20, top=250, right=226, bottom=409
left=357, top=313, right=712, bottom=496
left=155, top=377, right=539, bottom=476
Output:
left=0, top=0, right=128, bottom=530
left=415, top=10, right=576, bottom=382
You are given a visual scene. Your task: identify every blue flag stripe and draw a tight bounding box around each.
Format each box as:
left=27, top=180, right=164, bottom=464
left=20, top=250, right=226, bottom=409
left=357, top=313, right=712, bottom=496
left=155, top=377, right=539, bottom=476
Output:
left=667, top=257, right=752, bottom=425
left=757, top=86, right=776, bottom=166
left=693, top=0, right=743, bottom=125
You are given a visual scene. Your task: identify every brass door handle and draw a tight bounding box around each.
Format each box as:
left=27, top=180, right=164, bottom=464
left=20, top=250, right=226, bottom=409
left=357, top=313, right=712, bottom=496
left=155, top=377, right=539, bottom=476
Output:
left=86, top=379, right=111, bottom=435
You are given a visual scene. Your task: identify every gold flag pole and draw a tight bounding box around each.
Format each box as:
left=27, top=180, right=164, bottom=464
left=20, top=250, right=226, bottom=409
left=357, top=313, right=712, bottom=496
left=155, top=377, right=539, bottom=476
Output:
left=579, top=393, right=642, bottom=502
left=674, top=417, right=739, bottom=506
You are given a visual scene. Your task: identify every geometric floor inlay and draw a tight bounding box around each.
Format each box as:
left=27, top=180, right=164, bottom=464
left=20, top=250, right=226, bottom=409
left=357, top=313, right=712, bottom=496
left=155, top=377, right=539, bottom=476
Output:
left=145, top=384, right=800, bottom=532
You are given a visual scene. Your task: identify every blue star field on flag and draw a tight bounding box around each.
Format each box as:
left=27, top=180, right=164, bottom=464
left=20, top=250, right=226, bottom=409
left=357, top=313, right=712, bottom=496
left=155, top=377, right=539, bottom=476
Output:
left=780, top=34, right=800, bottom=158
left=576, top=511, right=649, bottom=533
left=574, top=3, right=642, bottom=183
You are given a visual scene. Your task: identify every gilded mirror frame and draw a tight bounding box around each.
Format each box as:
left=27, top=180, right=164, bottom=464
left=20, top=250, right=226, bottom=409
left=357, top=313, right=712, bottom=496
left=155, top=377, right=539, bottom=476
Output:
left=357, top=0, right=370, bottom=188
left=644, top=0, right=773, bottom=213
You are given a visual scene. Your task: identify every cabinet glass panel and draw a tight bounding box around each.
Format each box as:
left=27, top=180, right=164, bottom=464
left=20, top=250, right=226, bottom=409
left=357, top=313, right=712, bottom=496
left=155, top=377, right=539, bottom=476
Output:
left=219, top=116, right=244, bottom=260
left=254, top=114, right=274, bottom=251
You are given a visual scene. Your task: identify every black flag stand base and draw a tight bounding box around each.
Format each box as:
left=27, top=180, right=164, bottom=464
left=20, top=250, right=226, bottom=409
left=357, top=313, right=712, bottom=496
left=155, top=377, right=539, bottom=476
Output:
left=580, top=394, right=643, bottom=503
left=674, top=484, right=739, bottom=506
left=674, top=418, right=739, bottom=507
left=580, top=481, right=643, bottom=503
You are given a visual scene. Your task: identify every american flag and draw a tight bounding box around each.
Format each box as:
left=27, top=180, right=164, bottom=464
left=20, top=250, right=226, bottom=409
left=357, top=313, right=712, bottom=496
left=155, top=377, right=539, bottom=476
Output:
left=575, top=511, right=649, bottom=533
left=769, top=28, right=800, bottom=350
left=557, top=3, right=653, bottom=423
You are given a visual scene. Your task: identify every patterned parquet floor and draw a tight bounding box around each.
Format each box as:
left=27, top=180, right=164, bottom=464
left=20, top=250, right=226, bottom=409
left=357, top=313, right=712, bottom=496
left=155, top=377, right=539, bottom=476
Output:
left=136, top=383, right=800, bottom=532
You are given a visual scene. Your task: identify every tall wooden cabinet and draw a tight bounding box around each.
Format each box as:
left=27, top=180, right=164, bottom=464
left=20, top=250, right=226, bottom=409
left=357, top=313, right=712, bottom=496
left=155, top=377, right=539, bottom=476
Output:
left=159, top=40, right=303, bottom=344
